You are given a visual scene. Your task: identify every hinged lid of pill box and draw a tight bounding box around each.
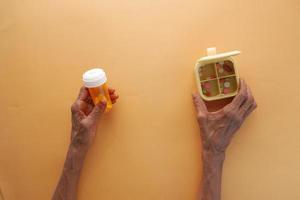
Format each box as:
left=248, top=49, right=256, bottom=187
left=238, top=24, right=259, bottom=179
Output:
left=198, top=47, right=241, bottom=63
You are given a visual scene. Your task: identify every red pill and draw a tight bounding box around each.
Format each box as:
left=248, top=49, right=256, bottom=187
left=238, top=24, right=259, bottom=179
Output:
left=223, top=88, right=230, bottom=94
left=223, top=61, right=233, bottom=72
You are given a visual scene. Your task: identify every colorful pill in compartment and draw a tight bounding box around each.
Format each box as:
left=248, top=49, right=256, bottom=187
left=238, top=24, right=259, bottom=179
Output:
left=201, top=79, right=219, bottom=97
left=216, top=60, right=235, bottom=77
left=219, top=76, right=238, bottom=94
left=198, top=63, right=217, bottom=81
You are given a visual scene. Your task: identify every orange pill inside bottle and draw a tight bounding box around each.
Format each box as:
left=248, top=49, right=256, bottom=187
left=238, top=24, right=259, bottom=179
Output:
left=82, top=68, right=112, bottom=112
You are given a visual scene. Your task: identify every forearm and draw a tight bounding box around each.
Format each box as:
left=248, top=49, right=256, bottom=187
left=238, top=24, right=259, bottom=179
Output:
left=199, top=150, right=225, bottom=200
left=52, top=144, right=86, bottom=200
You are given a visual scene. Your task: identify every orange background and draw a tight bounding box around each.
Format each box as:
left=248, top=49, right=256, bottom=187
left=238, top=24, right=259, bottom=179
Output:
left=0, top=0, right=300, bottom=199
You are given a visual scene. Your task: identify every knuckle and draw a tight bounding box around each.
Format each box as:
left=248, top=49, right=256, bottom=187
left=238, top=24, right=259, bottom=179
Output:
left=71, top=101, right=81, bottom=114
left=223, top=106, right=231, bottom=114
left=80, top=122, right=90, bottom=132
left=235, top=115, right=243, bottom=124
left=241, top=93, right=248, bottom=100
left=94, top=109, right=101, bottom=116
left=248, top=102, right=257, bottom=114
left=226, top=110, right=242, bottom=123
left=248, top=94, right=255, bottom=104
left=197, top=112, right=207, bottom=121
left=233, top=113, right=243, bottom=124
left=253, top=101, right=258, bottom=109
left=71, top=103, right=77, bottom=113
left=226, top=109, right=235, bottom=118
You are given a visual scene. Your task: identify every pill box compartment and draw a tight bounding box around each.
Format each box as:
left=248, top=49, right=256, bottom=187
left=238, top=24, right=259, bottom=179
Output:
left=197, top=59, right=239, bottom=100
left=201, top=79, right=220, bottom=97
left=216, top=60, right=235, bottom=77
left=219, top=76, right=238, bottom=95
left=198, top=63, right=216, bottom=81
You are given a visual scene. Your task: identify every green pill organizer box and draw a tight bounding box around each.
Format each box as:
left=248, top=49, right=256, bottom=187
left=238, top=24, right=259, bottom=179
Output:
left=194, top=47, right=241, bottom=101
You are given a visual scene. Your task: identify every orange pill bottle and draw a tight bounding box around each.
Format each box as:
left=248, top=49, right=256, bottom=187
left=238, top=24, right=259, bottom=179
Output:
left=82, top=68, right=112, bottom=112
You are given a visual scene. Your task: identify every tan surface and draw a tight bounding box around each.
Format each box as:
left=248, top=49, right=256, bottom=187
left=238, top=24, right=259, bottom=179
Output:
left=0, top=0, right=300, bottom=199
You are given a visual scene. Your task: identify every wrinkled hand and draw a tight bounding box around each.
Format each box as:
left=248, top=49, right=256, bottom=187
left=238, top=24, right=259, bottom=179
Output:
left=193, top=79, right=257, bottom=154
left=71, top=86, right=119, bottom=150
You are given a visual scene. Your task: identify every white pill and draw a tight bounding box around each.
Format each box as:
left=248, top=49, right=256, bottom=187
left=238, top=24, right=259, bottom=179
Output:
left=224, top=82, right=230, bottom=88
left=218, top=68, right=224, bottom=73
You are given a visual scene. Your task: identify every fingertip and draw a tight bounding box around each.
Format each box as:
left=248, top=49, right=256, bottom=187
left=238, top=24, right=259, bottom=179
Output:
left=110, top=94, right=119, bottom=100
left=108, top=88, right=115, bottom=94
left=191, top=92, right=207, bottom=112
left=239, top=78, right=245, bottom=84
left=239, top=79, right=248, bottom=92
left=111, top=94, right=119, bottom=104
left=77, top=86, right=89, bottom=101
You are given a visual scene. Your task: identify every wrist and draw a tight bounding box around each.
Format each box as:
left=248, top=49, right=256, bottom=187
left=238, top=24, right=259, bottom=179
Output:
left=69, top=143, right=88, bottom=157
left=70, top=128, right=93, bottom=153
left=202, top=149, right=225, bottom=166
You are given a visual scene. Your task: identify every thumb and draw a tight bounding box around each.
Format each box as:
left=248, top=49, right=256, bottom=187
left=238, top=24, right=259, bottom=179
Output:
left=88, top=100, right=107, bottom=120
left=192, top=92, right=207, bottom=113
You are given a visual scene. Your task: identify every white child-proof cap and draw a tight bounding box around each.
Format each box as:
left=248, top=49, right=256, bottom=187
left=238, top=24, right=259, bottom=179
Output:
left=82, top=68, right=107, bottom=88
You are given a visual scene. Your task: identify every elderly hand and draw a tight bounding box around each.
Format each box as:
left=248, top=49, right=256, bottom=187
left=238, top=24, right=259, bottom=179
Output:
left=193, top=79, right=257, bottom=154
left=70, top=86, right=119, bottom=151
